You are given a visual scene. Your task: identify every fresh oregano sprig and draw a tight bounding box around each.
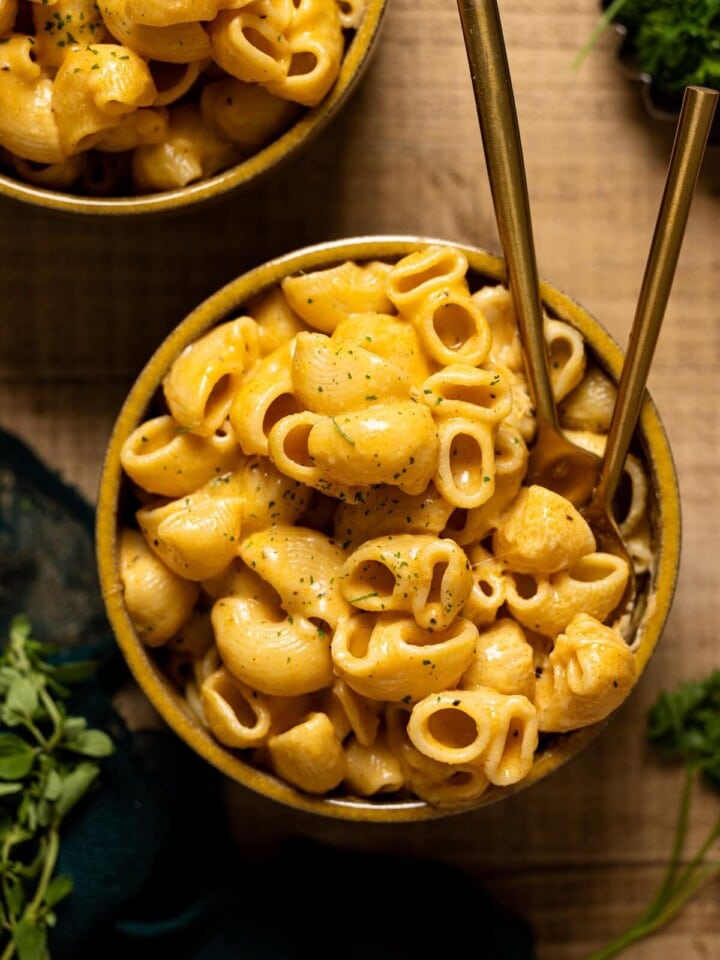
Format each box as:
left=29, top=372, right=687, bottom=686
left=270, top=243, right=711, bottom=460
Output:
left=587, top=671, right=720, bottom=959
left=0, top=615, right=114, bottom=960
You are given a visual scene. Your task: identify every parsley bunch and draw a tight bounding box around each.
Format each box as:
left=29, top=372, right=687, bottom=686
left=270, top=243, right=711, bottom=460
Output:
left=0, top=616, right=114, bottom=960
left=574, top=0, right=720, bottom=95
left=588, top=671, right=720, bottom=959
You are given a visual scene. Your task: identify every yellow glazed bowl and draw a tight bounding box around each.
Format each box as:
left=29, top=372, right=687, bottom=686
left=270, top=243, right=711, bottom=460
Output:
left=96, top=237, right=681, bottom=821
left=0, top=0, right=386, bottom=216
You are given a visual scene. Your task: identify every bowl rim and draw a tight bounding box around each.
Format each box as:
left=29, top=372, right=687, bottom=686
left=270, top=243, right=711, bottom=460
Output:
left=96, top=235, right=682, bottom=822
left=0, top=0, right=388, bottom=216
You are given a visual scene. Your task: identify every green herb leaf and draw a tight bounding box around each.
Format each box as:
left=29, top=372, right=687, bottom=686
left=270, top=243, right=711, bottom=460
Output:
left=65, top=729, right=114, bottom=758
left=3, top=675, right=39, bottom=724
left=44, top=768, right=64, bottom=801
left=0, top=781, right=24, bottom=796
left=14, top=918, right=47, bottom=960
left=6, top=878, right=25, bottom=919
left=0, top=733, right=36, bottom=779
left=55, top=762, right=100, bottom=818
left=44, top=874, right=74, bottom=908
left=52, top=660, right=98, bottom=685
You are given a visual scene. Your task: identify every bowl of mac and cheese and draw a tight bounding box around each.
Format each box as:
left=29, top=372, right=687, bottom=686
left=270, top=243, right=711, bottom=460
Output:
left=97, top=237, right=680, bottom=820
left=0, top=0, right=386, bottom=214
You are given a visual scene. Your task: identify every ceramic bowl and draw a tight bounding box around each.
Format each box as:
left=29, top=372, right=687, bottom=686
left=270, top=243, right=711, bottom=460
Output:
left=96, top=236, right=681, bottom=821
left=0, top=0, right=387, bottom=216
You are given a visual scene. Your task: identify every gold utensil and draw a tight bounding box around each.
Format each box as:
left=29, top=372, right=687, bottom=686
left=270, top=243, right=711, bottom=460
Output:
left=581, top=84, right=718, bottom=621
left=457, top=0, right=602, bottom=508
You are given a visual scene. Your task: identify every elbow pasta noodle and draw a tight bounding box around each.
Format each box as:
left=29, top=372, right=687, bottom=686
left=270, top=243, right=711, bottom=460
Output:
left=118, top=529, right=199, bottom=645
left=267, top=712, right=346, bottom=794
left=418, top=363, right=513, bottom=425
left=131, top=102, right=241, bottom=191
left=342, top=733, right=405, bottom=797
left=330, top=612, right=478, bottom=702
left=229, top=340, right=300, bottom=456
left=337, top=533, right=473, bottom=630
left=410, top=288, right=493, bottom=367
left=332, top=313, right=433, bottom=386
left=120, top=416, right=240, bottom=497
left=291, top=331, right=412, bottom=415
left=163, top=316, right=260, bottom=435
left=117, top=247, right=655, bottom=807
left=407, top=687, right=538, bottom=786
left=52, top=44, right=157, bottom=155
left=0, top=0, right=362, bottom=194
left=262, top=0, right=344, bottom=108
left=281, top=260, right=394, bottom=333
left=472, top=283, right=523, bottom=372
left=461, top=618, right=536, bottom=700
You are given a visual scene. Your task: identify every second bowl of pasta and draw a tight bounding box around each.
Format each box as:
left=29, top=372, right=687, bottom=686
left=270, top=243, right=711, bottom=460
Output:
left=0, top=0, right=387, bottom=214
left=96, top=237, right=681, bottom=821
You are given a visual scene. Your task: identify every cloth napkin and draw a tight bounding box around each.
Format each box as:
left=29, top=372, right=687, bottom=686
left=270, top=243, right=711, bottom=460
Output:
left=0, top=428, right=537, bottom=960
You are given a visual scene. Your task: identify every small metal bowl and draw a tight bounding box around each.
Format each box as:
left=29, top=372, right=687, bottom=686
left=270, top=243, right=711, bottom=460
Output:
left=0, top=0, right=387, bottom=216
left=96, top=236, right=681, bottom=821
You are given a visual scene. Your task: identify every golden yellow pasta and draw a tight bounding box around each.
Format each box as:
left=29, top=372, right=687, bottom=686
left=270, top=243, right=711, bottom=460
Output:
left=118, top=528, right=199, bottom=645
left=116, top=246, right=654, bottom=808
left=0, top=0, right=363, bottom=195
left=266, top=712, right=346, bottom=794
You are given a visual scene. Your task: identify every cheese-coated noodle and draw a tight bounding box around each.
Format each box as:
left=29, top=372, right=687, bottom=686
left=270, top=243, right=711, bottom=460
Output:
left=492, top=484, right=597, bottom=575
left=267, top=712, right=346, bottom=793
left=338, top=534, right=472, bottom=629
left=461, top=618, right=535, bottom=700
left=118, top=529, right=199, bottom=645
left=331, top=612, right=477, bottom=702
left=534, top=613, right=637, bottom=732
left=163, top=316, right=260, bottom=436
left=407, top=687, right=538, bottom=786
left=213, top=595, right=334, bottom=696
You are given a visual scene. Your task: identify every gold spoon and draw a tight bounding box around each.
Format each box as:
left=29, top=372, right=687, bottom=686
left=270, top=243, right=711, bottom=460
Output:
left=456, top=0, right=602, bottom=509
left=581, top=84, right=718, bottom=621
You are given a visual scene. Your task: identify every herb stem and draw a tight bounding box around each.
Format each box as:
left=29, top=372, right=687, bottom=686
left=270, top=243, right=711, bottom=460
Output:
left=25, top=828, right=59, bottom=920
left=571, top=0, right=627, bottom=70
left=587, top=799, right=720, bottom=960
left=589, top=855, right=720, bottom=960
left=21, top=718, right=49, bottom=750
left=39, top=686, right=64, bottom=752
left=638, top=763, right=696, bottom=922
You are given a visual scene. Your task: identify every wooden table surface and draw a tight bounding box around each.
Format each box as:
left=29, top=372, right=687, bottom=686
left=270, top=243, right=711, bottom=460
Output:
left=2, top=1, right=719, bottom=957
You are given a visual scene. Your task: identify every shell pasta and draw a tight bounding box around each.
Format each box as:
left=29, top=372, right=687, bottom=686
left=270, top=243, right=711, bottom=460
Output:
left=117, top=245, right=652, bottom=806
left=0, top=0, right=364, bottom=195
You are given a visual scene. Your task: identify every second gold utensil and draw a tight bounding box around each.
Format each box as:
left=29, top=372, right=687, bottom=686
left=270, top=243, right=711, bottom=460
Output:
left=457, top=0, right=602, bottom=508
left=581, top=84, right=718, bottom=623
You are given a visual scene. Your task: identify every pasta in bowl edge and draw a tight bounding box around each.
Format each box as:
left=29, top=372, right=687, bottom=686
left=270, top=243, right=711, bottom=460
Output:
left=0, top=0, right=387, bottom=215
left=96, top=237, right=681, bottom=821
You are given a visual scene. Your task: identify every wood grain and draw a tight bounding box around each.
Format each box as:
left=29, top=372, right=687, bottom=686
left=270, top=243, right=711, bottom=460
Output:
left=1, top=1, right=719, bottom=956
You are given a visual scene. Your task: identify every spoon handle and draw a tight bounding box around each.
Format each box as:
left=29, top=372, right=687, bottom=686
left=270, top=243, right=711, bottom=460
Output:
left=457, top=0, right=557, bottom=427
left=594, top=86, right=719, bottom=508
